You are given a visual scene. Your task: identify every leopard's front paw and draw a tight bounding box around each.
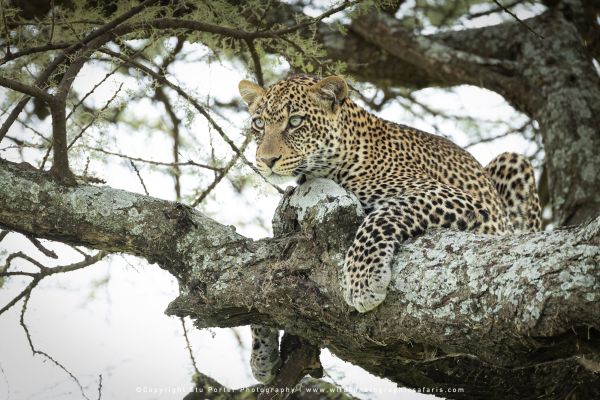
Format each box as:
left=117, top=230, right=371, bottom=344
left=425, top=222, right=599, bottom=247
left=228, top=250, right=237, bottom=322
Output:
left=342, top=253, right=392, bottom=313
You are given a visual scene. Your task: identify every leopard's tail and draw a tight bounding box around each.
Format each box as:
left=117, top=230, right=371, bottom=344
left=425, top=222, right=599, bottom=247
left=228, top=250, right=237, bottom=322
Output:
left=485, top=152, right=541, bottom=233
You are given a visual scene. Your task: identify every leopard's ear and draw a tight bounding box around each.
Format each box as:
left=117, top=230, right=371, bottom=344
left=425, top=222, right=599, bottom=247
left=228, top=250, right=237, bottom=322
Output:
left=310, top=76, right=348, bottom=112
left=238, top=80, right=265, bottom=111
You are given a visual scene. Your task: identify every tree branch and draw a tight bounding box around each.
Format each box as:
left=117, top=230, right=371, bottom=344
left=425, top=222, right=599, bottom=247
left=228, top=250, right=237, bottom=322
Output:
left=0, top=0, right=160, bottom=142
left=347, top=11, right=520, bottom=98
left=0, top=160, right=599, bottom=398
left=0, top=77, right=53, bottom=103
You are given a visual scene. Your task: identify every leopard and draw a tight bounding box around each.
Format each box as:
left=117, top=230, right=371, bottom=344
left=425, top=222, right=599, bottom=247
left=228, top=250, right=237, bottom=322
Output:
left=238, top=74, right=541, bottom=383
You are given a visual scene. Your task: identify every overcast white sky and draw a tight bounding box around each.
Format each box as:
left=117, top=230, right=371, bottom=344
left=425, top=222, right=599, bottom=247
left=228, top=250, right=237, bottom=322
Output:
left=0, top=3, right=545, bottom=400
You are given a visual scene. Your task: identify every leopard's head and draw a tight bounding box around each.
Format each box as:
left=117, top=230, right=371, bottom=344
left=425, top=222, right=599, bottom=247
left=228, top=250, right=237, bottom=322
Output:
left=238, top=75, right=348, bottom=183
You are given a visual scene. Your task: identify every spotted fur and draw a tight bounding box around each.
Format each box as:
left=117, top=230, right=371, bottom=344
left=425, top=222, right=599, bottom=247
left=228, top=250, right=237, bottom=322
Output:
left=238, top=75, right=541, bottom=381
left=249, top=325, right=281, bottom=383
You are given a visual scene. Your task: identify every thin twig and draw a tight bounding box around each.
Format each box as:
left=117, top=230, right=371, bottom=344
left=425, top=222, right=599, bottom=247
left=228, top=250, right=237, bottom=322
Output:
left=26, top=235, right=58, bottom=259
left=99, top=48, right=284, bottom=194
left=468, top=0, right=524, bottom=19
left=464, top=119, right=533, bottom=148
left=493, top=0, right=543, bottom=39
left=1, top=271, right=37, bottom=277
left=67, top=82, right=124, bottom=150
left=63, top=15, right=84, bottom=44
left=129, top=161, right=149, bottom=196
left=158, top=36, right=185, bottom=73
left=245, top=39, right=264, bottom=87
left=66, top=68, right=118, bottom=121
left=0, top=42, right=70, bottom=64
left=191, top=133, right=253, bottom=207
left=0, top=77, right=53, bottom=103
left=68, top=244, right=93, bottom=259
left=1, top=251, right=48, bottom=272
left=1, top=0, right=11, bottom=57
left=0, top=277, right=39, bottom=316
left=3, top=114, right=51, bottom=143
left=97, top=374, right=102, bottom=400
left=0, top=251, right=107, bottom=316
left=0, top=360, right=9, bottom=400
left=20, top=291, right=91, bottom=400
left=180, top=317, right=201, bottom=377
left=85, top=146, right=222, bottom=171
left=50, top=251, right=106, bottom=274
left=154, top=37, right=184, bottom=200
left=48, top=0, right=56, bottom=43
left=254, top=0, right=274, bottom=30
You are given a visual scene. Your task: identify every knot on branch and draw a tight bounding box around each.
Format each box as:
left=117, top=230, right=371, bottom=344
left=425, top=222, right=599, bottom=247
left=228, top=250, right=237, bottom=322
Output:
left=163, top=202, right=198, bottom=233
left=273, top=178, right=364, bottom=254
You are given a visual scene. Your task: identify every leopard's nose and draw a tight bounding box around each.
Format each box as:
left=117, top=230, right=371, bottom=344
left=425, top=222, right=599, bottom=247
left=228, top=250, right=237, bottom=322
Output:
left=261, top=156, right=281, bottom=169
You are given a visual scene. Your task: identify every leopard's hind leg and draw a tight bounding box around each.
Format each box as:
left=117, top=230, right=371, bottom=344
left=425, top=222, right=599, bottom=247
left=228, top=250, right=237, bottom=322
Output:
left=485, top=152, right=541, bottom=233
left=250, top=325, right=281, bottom=383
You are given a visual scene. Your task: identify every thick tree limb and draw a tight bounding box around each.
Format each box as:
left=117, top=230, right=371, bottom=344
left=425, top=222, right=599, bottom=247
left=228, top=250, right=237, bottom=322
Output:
left=347, top=13, right=521, bottom=104
left=0, top=160, right=599, bottom=398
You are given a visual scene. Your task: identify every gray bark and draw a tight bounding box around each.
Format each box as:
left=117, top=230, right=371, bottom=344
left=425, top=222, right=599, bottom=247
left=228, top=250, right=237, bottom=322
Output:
left=1, top=160, right=599, bottom=399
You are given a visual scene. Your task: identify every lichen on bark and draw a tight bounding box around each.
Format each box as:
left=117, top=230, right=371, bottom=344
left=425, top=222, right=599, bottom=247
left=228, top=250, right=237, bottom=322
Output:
left=1, top=161, right=599, bottom=398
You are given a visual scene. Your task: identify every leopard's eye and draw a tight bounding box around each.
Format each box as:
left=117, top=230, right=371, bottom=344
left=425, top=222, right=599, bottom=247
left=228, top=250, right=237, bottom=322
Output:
left=252, top=117, right=265, bottom=130
left=288, top=115, right=304, bottom=128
